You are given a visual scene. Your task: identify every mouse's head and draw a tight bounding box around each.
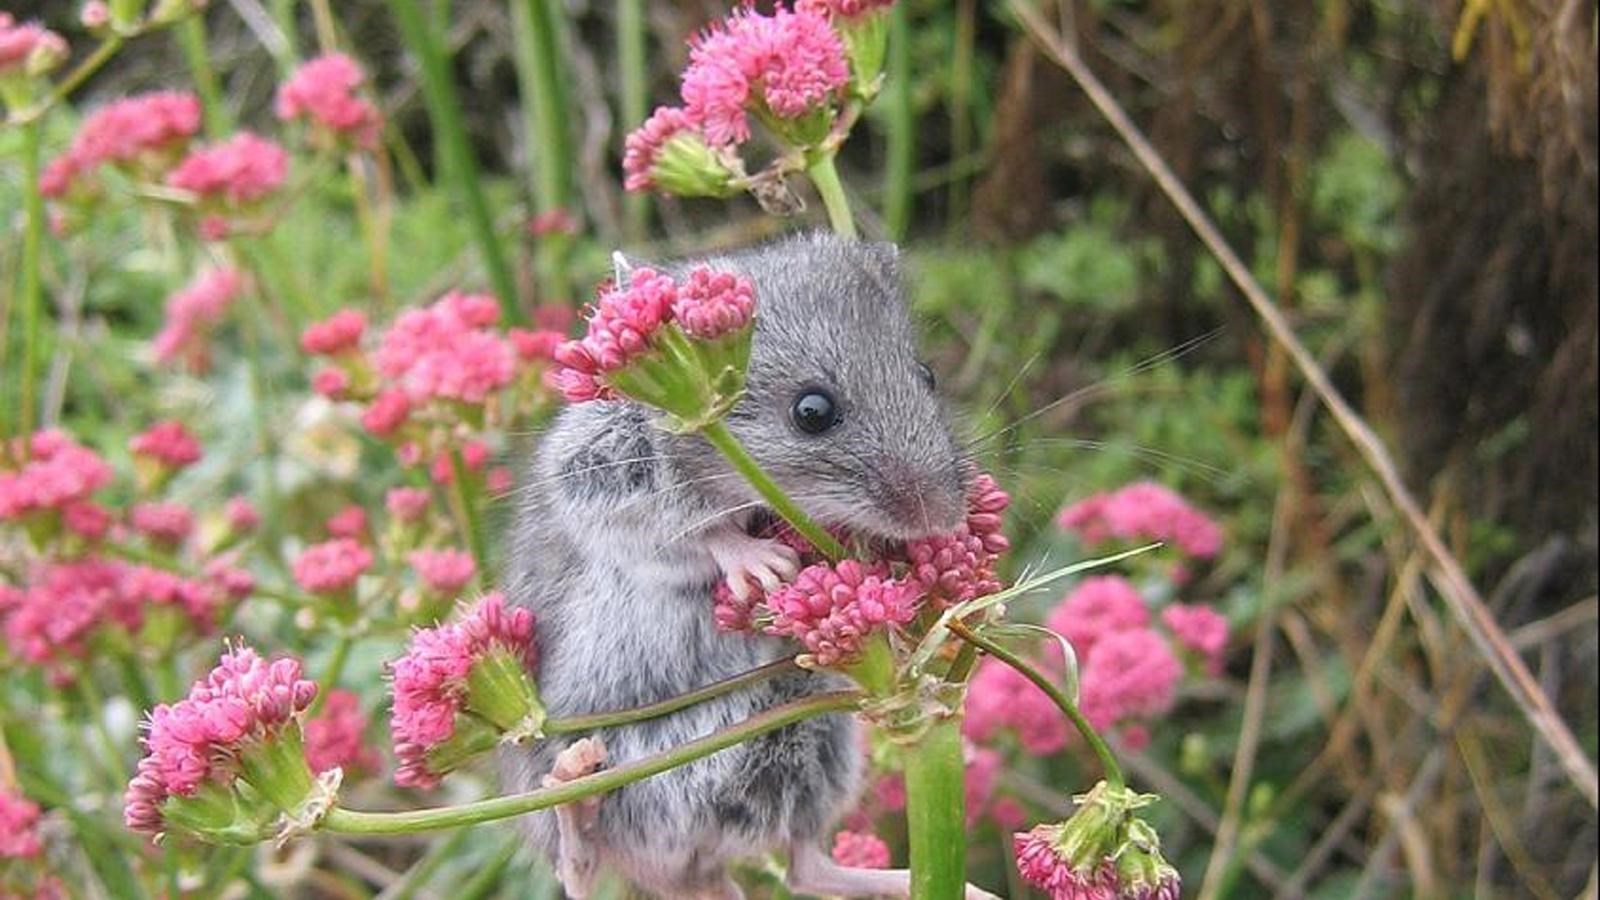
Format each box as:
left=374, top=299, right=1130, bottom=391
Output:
left=682, top=232, right=968, bottom=541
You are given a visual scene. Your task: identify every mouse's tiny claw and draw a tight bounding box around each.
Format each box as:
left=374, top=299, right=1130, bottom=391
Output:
left=708, top=531, right=801, bottom=601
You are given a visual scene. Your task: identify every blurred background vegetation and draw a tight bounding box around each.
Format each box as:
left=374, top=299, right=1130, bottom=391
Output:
left=2, top=0, right=1596, bottom=896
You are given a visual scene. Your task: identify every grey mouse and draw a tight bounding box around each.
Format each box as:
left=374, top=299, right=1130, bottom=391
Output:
left=500, top=232, right=991, bottom=899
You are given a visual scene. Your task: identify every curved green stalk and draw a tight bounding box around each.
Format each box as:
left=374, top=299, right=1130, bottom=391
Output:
left=387, top=0, right=522, bottom=319
left=14, top=120, right=44, bottom=438
left=545, top=659, right=796, bottom=734
left=510, top=0, right=574, bottom=301
left=806, top=153, right=857, bottom=237
left=176, top=15, right=229, bottom=136
left=948, top=619, right=1124, bottom=790
left=448, top=448, right=489, bottom=579
left=882, top=2, right=914, bottom=240
left=904, top=716, right=966, bottom=900
left=700, top=420, right=847, bottom=560
left=322, top=690, right=860, bottom=834
left=617, top=0, right=649, bottom=240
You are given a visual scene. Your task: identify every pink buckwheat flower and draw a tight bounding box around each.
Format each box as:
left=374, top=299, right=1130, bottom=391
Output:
left=673, top=267, right=756, bottom=339
left=276, top=54, right=381, bottom=149
left=304, top=689, right=379, bottom=775
left=797, top=0, right=896, bottom=19
left=373, top=293, right=516, bottom=405
left=124, top=566, right=221, bottom=633
left=1057, top=481, right=1222, bottom=559
left=762, top=560, right=922, bottom=668
left=509, top=328, right=565, bottom=364
left=385, top=487, right=432, bottom=522
left=312, top=366, right=351, bottom=399
left=1045, top=576, right=1149, bottom=661
left=1078, top=628, right=1181, bottom=728
left=622, top=105, right=739, bottom=196
left=152, top=267, right=246, bottom=371
left=556, top=268, right=677, bottom=374
left=130, top=420, right=203, bottom=470
left=0, top=14, right=66, bottom=80
left=1015, top=824, right=1119, bottom=900
left=300, top=308, right=366, bottom=356
left=168, top=132, right=288, bottom=204
left=1161, top=603, right=1228, bottom=674
left=124, top=645, right=321, bottom=839
left=902, top=471, right=1011, bottom=604
left=831, top=829, right=891, bottom=868
left=361, top=389, right=411, bottom=436
left=293, top=538, right=372, bottom=595
left=3, top=559, right=138, bottom=667
left=225, top=496, right=260, bottom=533
left=1014, top=781, right=1181, bottom=900
left=57, top=91, right=200, bottom=175
left=0, top=429, right=114, bottom=522
left=962, top=657, right=1069, bottom=755
left=389, top=593, right=542, bottom=788
left=130, top=501, right=194, bottom=546
left=410, top=548, right=477, bottom=595
left=325, top=505, right=368, bottom=540
left=0, top=786, right=43, bottom=859
left=680, top=7, right=849, bottom=146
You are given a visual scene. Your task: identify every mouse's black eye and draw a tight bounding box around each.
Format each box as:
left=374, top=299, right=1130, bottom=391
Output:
left=916, top=361, right=937, bottom=390
left=792, top=390, right=840, bottom=434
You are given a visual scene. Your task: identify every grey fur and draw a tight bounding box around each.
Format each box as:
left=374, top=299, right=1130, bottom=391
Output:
left=500, top=233, right=968, bottom=896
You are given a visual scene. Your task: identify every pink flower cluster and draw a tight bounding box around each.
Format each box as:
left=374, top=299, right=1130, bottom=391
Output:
left=301, top=309, right=366, bottom=356
left=0, top=430, right=113, bottom=523
left=410, top=548, right=477, bottom=595
left=292, top=538, right=373, bottom=595
left=964, top=658, right=1070, bottom=755
left=168, top=132, right=289, bottom=204
left=304, top=689, right=379, bottom=775
left=622, top=107, right=702, bottom=192
left=681, top=7, right=849, bottom=146
left=374, top=293, right=515, bottom=406
left=152, top=267, right=247, bottom=370
left=902, top=472, right=1011, bottom=604
left=831, top=829, right=891, bottom=867
left=0, top=787, right=44, bottom=860
left=797, top=0, right=896, bottom=20
left=552, top=265, right=758, bottom=402
left=131, top=420, right=203, bottom=470
left=763, top=560, right=922, bottom=667
left=125, top=645, right=318, bottom=834
left=39, top=92, right=201, bottom=199
left=1161, top=603, right=1228, bottom=674
left=1057, top=481, right=1222, bottom=558
left=1045, top=576, right=1148, bottom=659
left=0, top=13, right=66, bottom=78
left=1014, top=824, right=1121, bottom=900
left=276, top=54, right=381, bottom=149
left=129, top=501, right=195, bottom=545
left=389, top=593, right=537, bottom=788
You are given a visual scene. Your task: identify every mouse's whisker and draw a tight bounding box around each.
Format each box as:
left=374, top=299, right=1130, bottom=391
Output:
left=487, top=453, right=683, bottom=504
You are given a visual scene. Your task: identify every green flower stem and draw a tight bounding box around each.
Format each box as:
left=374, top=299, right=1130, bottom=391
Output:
left=903, top=715, right=966, bottom=900
left=805, top=152, right=857, bottom=238
left=948, top=619, right=1125, bottom=790
left=308, top=633, right=355, bottom=718
left=544, top=658, right=796, bottom=734
left=617, top=0, right=649, bottom=240
left=176, top=15, right=229, bottom=136
left=14, top=119, right=44, bottom=438
left=387, top=0, right=522, bottom=320
left=448, top=448, right=489, bottom=580
left=8, top=34, right=126, bottom=125
left=882, top=2, right=914, bottom=240
left=321, top=689, right=860, bottom=834
left=700, top=420, right=847, bottom=561
left=510, top=0, right=575, bottom=302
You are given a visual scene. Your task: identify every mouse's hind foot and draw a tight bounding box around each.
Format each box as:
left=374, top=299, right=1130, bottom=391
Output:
left=543, top=737, right=609, bottom=899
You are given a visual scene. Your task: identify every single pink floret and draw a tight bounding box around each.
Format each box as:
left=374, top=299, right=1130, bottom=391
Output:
left=300, top=308, right=366, bottom=356
left=410, top=548, right=477, bottom=594
left=167, top=132, right=289, bottom=204
left=673, top=266, right=756, bottom=339
left=1045, top=575, right=1149, bottom=661
left=276, top=53, right=382, bottom=148
left=831, top=829, right=891, bottom=868
left=293, top=538, right=373, bottom=594
left=130, top=420, right=203, bottom=469
left=0, top=786, right=44, bottom=859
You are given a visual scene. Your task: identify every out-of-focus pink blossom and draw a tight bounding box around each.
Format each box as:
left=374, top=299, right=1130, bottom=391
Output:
left=962, top=657, right=1069, bottom=755
left=0, top=786, right=43, bottom=859
left=312, top=366, right=351, bottom=399
left=152, top=267, right=245, bottom=370
left=124, top=645, right=318, bottom=834
left=385, top=487, right=431, bottom=522
left=124, top=565, right=220, bottom=632
left=45, top=92, right=199, bottom=196
left=389, top=593, right=537, bottom=788
left=300, top=309, right=366, bottom=356
left=1079, top=629, right=1181, bottom=728
left=0, top=13, right=67, bottom=78
left=509, top=328, right=566, bottom=363
left=304, top=689, right=379, bottom=774
left=0, top=430, right=113, bottom=522
left=204, top=558, right=255, bottom=601
left=1044, top=576, right=1149, bottom=660
left=1161, top=603, right=1228, bottom=674
left=374, top=294, right=515, bottom=405
left=2, top=559, right=138, bottom=666
left=680, top=8, right=849, bottom=146
left=1057, top=481, right=1222, bottom=559
left=292, top=538, right=372, bottom=594
left=673, top=267, right=756, bottom=339
left=964, top=745, right=1004, bottom=826
left=167, top=132, right=288, bottom=205
left=762, top=560, right=922, bottom=667
left=225, top=496, right=259, bottom=532
left=361, top=389, right=411, bottom=436
left=130, top=501, right=194, bottom=545
left=797, top=0, right=896, bottom=20
left=62, top=501, right=112, bottom=540
left=526, top=208, right=579, bottom=237
left=275, top=54, right=381, bottom=148
left=325, top=505, right=367, bottom=540
left=130, top=421, right=203, bottom=470
left=80, top=1, right=110, bottom=29
left=831, top=829, right=891, bottom=868
left=410, top=548, right=476, bottom=595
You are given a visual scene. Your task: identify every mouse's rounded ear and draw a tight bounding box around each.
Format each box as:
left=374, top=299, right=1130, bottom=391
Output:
left=855, top=240, right=905, bottom=295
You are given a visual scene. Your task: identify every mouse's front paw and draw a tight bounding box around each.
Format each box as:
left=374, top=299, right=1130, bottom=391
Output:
left=707, top=531, right=801, bottom=601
